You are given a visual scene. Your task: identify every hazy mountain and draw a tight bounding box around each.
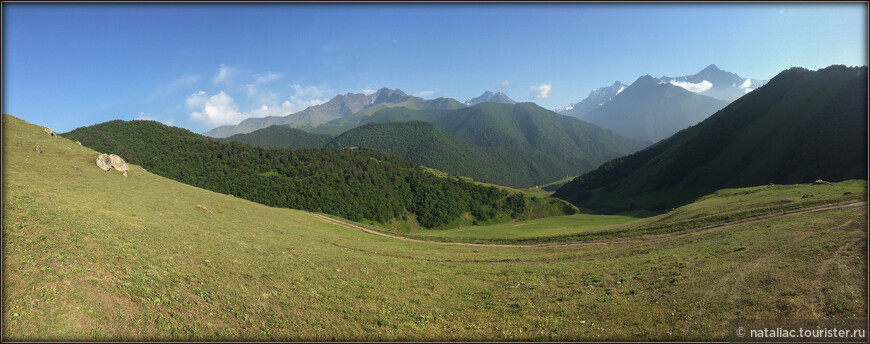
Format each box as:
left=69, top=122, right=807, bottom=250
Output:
left=556, top=81, right=627, bottom=119
left=660, top=64, right=769, bottom=102
left=553, top=65, right=868, bottom=213
left=203, top=88, right=410, bottom=138
left=465, top=91, right=516, bottom=106
left=579, top=75, right=729, bottom=143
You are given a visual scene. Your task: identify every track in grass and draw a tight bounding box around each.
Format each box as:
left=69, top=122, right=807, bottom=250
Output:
left=309, top=200, right=867, bottom=248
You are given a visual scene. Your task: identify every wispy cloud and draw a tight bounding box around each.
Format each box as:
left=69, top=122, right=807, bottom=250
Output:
left=669, top=79, right=713, bottom=93
left=530, top=83, right=552, bottom=99
left=147, top=73, right=200, bottom=101
left=495, top=80, right=511, bottom=89
left=413, top=90, right=437, bottom=97
left=213, top=64, right=234, bottom=85
left=254, top=73, right=282, bottom=84
left=290, top=84, right=327, bottom=99
left=246, top=72, right=284, bottom=97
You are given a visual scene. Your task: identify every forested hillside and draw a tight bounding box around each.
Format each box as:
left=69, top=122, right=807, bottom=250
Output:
left=217, top=125, right=333, bottom=149
left=325, top=121, right=586, bottom=188
left=63, top=120, right=576, bottom=229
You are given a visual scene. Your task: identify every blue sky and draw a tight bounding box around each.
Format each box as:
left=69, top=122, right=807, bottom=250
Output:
left=3, top=2, right=867, bottom=134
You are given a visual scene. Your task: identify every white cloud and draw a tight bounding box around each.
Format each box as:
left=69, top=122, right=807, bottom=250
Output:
left=414, top=90, right=437, bottom=97
left=669, top=79, right=713, bottom=93
left=187, top=86, right=330, bottom=127
left=737, top=78, right=755, bottom=93
left=495, top=80, right=511, bottom=89
left=213, top=64, right=234, bottom=85
left=254, top=73, right=282, bottom=84
left=188, top=91, right=245, bottom=126
left=245, top=98, right=327, bottom=119
left=362, top=88, right=377, bottom=95
left=530, top=83, right=552, bottom=99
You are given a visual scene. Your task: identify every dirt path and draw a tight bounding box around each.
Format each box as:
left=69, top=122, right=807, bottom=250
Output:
left=308, top=199, right=867, bottom=248
left=684, top=211, right=866, bottom=334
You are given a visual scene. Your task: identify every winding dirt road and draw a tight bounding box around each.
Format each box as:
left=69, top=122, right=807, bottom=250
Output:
left=308, top=200, right=867, bottom=248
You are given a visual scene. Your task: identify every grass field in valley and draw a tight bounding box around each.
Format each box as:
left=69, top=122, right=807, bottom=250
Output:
left=2, top=114, right=867, bottom=341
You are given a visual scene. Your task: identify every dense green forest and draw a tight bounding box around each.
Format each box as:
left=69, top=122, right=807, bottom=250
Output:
left=63, top=120, right=576, bottom=229
left=216, top=125, right=333, bottom=149
left=554, top=65, right=869, bottom=213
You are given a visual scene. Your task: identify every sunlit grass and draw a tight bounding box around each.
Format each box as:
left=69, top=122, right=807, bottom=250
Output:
left=3, top=114, right=866, bottom=341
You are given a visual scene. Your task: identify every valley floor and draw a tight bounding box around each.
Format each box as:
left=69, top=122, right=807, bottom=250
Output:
left=3, top=115, right=867, bottom=341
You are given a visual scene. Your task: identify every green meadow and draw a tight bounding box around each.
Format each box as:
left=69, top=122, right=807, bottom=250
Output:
left=2, top=114, right=867, bottom=341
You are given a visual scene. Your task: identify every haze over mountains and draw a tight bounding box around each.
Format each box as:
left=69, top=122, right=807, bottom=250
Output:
left=554, top=65, right=867, bottom=213
left=556, top=65, right=768, bottom=143
left=204, top=88, right=413, bottom=138
left=465, top=91, right=516, bottom=106
left=660, top=64, right=768, bottom=102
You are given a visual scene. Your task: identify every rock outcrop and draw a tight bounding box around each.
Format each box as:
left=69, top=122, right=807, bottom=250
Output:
left=43, top=127, right=58, bottom=137
left=109, top=154, right=129, bottom=173
left=96, top=153, right=130, bottom=176
left=96, top=154, right=113, bottom=171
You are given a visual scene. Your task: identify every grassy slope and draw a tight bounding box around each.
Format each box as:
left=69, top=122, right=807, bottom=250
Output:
left=3, top=114, right=867, bottom=341
left=410, top=180, right=866, bottom=241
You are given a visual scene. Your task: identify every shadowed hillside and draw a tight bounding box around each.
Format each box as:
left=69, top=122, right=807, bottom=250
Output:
left=554, top=65, right=868, bottom=213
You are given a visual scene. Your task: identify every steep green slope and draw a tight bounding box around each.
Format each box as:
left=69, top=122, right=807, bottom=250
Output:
left=324, top=121, right=586, bottom=188
left=62, top=119, right=575, bottom=229
left=217, top=125, right=333, bottom=149
left=366, top=102, right=644, bottom=164
left=554, top=65, right=869, bottom=213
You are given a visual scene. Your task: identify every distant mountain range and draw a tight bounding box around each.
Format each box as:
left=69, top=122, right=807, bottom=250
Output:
left=660, top=64, right=768, bottom=102
left=553, top=65, right=867, bottom=213
left=556, top=65, right=768, bottom=143
left=556, top=81, right=627, bottom=119
left=204, top=87, right=411, bottom=138
left=205, top=89, right=520, bottom=138
left=580, top=75, right=730, bottom=143
left=221, top=102, right=646, bottom=188
left=465, top=91, right=516, bottom=106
